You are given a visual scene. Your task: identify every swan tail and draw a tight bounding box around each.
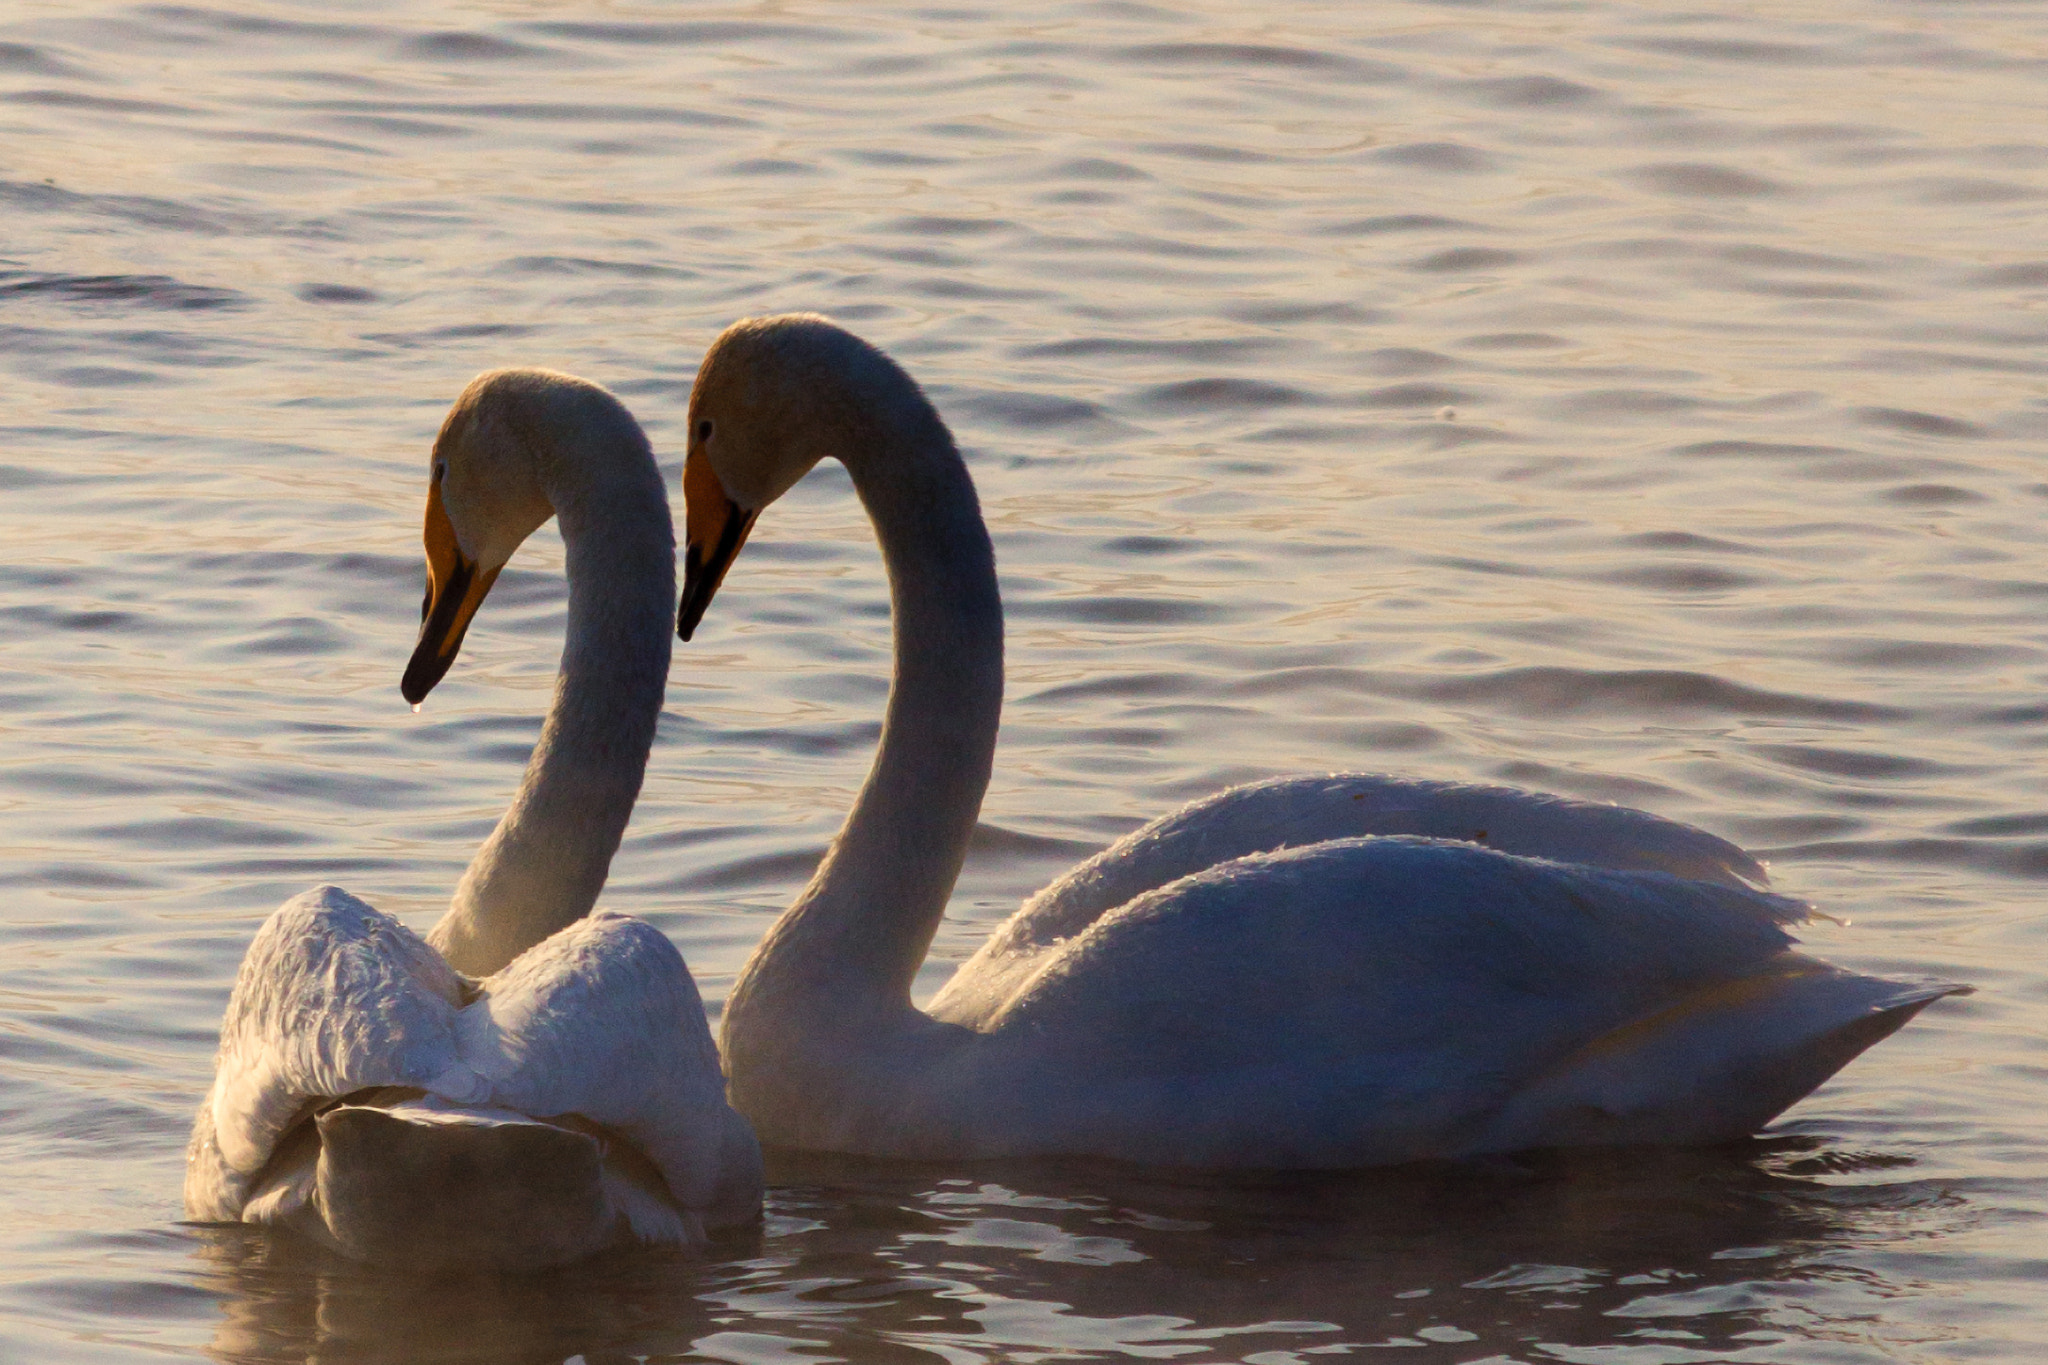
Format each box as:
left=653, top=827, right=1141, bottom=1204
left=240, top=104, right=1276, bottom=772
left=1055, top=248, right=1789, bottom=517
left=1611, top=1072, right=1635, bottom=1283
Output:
left=1473, top=965, right=1968, bottom=1154
left=310, top=1102, right=620, bottom=1270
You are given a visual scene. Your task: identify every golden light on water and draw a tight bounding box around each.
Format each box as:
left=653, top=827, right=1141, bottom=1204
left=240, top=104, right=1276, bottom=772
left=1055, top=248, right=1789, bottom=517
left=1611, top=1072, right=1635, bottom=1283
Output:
left=0, top=0, right=2044, bottom=1359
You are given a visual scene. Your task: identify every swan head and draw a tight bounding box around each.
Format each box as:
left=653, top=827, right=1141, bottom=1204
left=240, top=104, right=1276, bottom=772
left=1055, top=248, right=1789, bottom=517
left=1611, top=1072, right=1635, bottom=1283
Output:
left=677, top=314, right=919, bottom=639
left=403, top=368, right=628, bottom=703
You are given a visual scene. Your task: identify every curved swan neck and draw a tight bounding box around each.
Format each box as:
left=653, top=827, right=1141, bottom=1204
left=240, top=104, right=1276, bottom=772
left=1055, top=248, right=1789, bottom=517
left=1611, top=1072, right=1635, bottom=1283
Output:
left=429, top=410, right=675, bottom=978
left=729, top=390, right=1003, bottom=1031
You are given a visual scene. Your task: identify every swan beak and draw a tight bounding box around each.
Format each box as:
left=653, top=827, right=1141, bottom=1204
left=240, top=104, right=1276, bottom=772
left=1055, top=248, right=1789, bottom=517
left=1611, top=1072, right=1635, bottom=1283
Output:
left=678, top=451, right=757, bottom=642
left=402, top=481, right=501, bottom=704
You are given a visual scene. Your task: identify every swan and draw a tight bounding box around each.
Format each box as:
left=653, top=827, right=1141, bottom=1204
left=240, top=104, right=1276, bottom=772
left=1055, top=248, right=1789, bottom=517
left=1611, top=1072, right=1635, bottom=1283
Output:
left=674, top=313, right=1964, bottom=1167
left=185, top=370, right=761, bottom=1267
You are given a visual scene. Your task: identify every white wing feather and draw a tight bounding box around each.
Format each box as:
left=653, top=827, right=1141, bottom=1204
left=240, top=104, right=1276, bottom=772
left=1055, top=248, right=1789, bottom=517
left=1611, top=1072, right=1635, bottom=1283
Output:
left=455, top=911, right=761, bottom=1221
left=186, top=886, right=757, bottom=1230
left=932, top=774, right=1770, bottom=1026
left=186, top=887, right=474, bottom=1221
left=927, top=837, right=1954, bottom=1166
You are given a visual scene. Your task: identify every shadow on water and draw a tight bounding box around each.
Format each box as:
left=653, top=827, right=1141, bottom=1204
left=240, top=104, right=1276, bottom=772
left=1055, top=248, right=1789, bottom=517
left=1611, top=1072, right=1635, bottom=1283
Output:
left=183, top=1138, right=1962, bottom=1364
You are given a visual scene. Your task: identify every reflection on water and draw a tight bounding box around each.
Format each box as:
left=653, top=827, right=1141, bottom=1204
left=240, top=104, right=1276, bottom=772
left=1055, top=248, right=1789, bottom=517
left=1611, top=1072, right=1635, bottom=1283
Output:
left=185, top=1143, right=1963, bottom=1365
left=1, top=0, right=2045, bottom=1358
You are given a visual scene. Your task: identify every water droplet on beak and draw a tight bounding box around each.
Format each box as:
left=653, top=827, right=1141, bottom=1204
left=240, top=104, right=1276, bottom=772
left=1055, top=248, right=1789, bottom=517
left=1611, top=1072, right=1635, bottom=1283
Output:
left=411, top=702, right=422, bottom=714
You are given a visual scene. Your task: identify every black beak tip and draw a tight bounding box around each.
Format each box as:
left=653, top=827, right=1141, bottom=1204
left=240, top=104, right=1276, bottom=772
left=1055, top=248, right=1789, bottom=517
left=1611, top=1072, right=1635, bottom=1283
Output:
left=675, top=506, right=752, bottom=645
left=677, top=559, right=709, bottom=642
left=401, top=641, right=452, bottom=706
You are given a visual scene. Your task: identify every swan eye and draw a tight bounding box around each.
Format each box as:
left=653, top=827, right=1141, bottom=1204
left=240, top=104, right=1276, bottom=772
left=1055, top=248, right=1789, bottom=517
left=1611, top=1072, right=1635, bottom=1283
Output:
left=695, top=418, right=714, bottom=444
left=433, top=460, right=448, bottom=483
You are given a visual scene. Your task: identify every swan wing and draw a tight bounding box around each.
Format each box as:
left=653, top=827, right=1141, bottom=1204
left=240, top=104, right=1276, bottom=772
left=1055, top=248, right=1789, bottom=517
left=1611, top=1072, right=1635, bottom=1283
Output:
left=455, top=911, right=763, bottom=1228
left=933, top=775, right=1767, bottom=1025
left=185, top=886, right=478, bottom=1221
left=1026, top=774, right=1769, bottom=945
left=940, top=837, right=1933, bottom=1165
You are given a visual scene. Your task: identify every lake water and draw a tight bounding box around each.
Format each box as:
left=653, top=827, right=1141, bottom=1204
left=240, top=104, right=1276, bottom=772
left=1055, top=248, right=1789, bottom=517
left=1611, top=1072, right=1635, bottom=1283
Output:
left=1, top=1, right=2044, bottom=1360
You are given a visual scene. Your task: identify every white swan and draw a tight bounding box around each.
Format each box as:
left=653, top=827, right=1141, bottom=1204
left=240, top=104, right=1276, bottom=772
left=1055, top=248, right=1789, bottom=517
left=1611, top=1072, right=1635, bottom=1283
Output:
left=676, top=313, right=1964, bottom=1167
left=186, top=370, right=760, bottom=1266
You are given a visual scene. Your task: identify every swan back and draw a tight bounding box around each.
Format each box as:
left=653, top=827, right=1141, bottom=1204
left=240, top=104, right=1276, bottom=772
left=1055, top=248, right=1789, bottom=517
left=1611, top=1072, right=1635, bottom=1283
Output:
left=188, top=888, right=761, bottom=1255
left=1026, top=774, right=1763, bottom=945
left=935, top=837, right=1927, bottom=1166
left=931, top=775, right=1768, bottom=1026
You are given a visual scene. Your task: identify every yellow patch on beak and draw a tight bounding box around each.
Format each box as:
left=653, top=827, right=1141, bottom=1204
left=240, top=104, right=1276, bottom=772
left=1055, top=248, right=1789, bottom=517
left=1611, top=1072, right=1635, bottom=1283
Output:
left=677, top=451, right=757, bottom=641
left=403, top=481, right=502, bottom=703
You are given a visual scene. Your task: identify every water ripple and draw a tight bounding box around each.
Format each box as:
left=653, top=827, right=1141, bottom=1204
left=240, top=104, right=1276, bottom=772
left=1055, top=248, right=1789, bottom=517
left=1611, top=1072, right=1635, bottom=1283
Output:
left=0, top=0, right=2042, bottom=1358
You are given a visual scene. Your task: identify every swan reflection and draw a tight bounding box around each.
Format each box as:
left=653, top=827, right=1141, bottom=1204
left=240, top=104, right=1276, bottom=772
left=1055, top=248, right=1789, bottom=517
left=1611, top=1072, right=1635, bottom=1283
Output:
left=188, top=1139, right=1961, bottom=1364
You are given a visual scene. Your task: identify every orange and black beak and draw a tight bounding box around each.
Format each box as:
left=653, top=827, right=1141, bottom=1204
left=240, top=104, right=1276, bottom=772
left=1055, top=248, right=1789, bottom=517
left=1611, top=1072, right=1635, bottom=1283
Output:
left=402, top=481, right=501, bottom=704
left=677, top=451, right=756, bottom=642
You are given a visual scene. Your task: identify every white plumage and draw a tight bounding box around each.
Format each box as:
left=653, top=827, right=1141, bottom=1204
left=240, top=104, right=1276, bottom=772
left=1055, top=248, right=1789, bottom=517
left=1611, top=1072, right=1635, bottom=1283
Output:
left=186, top=889, right=756, bottom=1257
left=678, top=315, right=1964, bottom=1167
left=926, top=777, right=1953, bottom=1166
left=186, top=371, right=759, bottom=1266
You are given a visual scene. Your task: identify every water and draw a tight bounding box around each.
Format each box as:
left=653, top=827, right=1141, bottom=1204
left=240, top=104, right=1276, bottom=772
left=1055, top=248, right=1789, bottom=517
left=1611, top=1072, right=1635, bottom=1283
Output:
left=1, top=0, right=2044, bottom=1359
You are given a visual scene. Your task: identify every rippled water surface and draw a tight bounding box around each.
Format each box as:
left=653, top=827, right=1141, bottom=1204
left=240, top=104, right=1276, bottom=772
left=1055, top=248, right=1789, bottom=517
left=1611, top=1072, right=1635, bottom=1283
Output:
left=2, top=0, right=2045, bottom=1359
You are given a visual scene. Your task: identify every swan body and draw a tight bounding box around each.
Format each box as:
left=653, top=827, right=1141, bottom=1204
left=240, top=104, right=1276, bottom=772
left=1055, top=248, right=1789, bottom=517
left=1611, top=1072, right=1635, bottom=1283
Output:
left=186, top=371, right=760, bottom=1265
left=676, top=314, right=1963, bottom=1168
left=185, top=889, right=756, bottom=1260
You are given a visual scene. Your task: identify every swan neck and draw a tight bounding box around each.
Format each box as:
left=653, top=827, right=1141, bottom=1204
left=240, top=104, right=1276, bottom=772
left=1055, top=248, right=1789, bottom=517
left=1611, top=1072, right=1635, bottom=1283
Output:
left=731, top=401, right=1002, bottom=1033
left=429, top=431, right=674, bottom=977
